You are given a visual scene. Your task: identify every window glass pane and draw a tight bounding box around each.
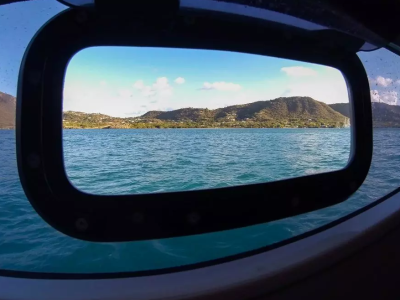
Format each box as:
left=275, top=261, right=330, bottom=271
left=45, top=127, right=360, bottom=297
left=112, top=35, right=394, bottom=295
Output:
left=63, top=47, right=351, bottom=196
left=0, top=0, right=399, bottom=274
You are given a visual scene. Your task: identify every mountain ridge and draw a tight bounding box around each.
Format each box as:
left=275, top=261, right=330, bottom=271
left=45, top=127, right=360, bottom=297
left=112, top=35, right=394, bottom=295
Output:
left=141, top=97, right=345, bottom=123
left=63, top=97, right=349, bottom=129
left=328, top=102, right=400, bottom=127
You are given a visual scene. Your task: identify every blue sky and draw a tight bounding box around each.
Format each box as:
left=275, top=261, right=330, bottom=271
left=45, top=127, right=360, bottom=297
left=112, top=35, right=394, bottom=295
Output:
left=0, top=0, right=66, bottom=95
left=1, top=0, right=400, bottom=117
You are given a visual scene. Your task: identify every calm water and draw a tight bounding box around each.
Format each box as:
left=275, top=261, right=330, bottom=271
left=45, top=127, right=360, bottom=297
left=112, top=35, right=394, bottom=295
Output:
left=64, top=129, right=351, bottom=195
left=0, top=128, right=399, bottom=273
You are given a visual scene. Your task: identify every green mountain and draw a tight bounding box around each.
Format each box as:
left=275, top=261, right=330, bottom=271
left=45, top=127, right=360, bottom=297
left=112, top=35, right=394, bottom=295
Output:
left=64, top=97, right=349, bottom=129
left=329, top=103, right=351, bottom=118
left=370, top=102, right=400, bottom=127
left=329, top=102, right=400, bottom=127
left=0, top=91, right=16, bottom=129
left=142, top=97, right=346, bottom=124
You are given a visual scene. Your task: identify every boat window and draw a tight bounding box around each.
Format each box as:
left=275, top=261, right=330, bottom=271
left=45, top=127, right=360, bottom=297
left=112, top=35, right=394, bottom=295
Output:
left=0, top=0, right=399, bottom=275
left=63, top=47, right=350, bottom=195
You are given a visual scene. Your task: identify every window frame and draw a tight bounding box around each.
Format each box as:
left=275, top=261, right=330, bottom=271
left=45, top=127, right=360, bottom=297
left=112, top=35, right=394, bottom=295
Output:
left=16, top=7, right=372, bottom=242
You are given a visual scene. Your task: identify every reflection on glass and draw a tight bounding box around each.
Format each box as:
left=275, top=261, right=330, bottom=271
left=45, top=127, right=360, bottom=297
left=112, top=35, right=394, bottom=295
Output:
left=63, top=47, right=351, bottom=195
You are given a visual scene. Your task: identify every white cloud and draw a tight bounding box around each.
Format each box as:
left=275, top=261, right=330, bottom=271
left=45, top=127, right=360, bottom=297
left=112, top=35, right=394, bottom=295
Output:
left=200, top=81, right=242, bottom=91
left=375, top=76, right=393, bottom=87
left=133, top=77, right=173, bottom=97
left=141, top=86, right=156, bottom=97
left=63, top=77, right=178, bottom=118
left=174, top=77, right=185, bottom=84
left=153, top=77, right=169, bottom=90
left=281, top=66, right=318, bottom=77
left=279, top=67, right=349, bottom=104
left=63, top=82, right=172, bottom=118
left=370, top=90, right=380, bottom=102
left=381, top=91, right=398, bottom=104
left=118, top=89, right=132, bottom=98
left=133, top=80, right=145, bottom=90
left=100, top=80, right=107, bottom=86
left=153, top=77, right=173, bottom=96
left=370, top=89, right=398, bottom=105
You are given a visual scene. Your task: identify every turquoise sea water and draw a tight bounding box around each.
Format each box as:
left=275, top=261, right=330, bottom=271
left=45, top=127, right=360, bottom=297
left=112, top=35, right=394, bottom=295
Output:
left=0, top=128, right=400, bottom=273
left=63, top=128, right=351, bottom=195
